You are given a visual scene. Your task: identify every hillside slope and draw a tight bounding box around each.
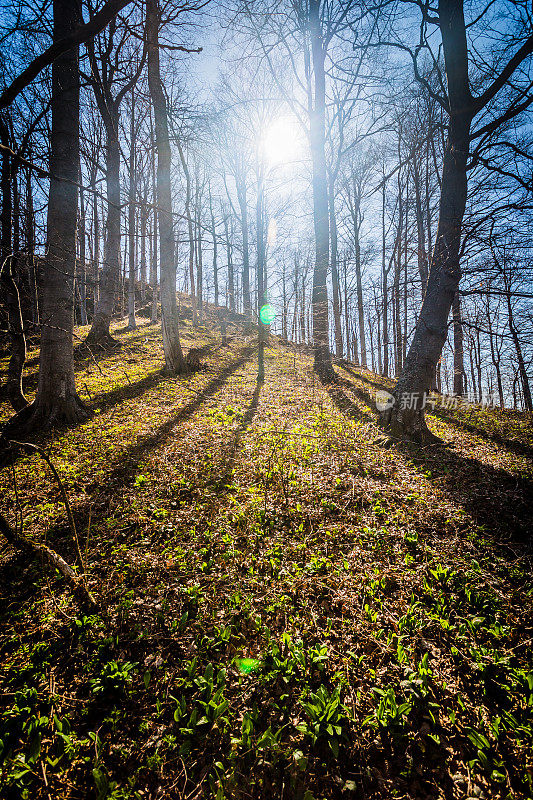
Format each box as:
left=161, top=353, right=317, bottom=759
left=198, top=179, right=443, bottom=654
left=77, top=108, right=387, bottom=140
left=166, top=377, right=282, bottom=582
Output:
left=1, top=314, right=532, bottom=800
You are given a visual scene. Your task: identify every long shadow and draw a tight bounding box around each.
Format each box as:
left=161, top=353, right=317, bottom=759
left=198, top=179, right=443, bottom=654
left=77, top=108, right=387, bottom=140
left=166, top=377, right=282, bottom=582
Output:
left=0, top=344, right=256, bottom=571
left=323, top=370, right=533, bottom=547
left=90, top=369, right=169, bottom=412
left=215, top=380, right=262, bottom=488
left=319, top=370, right=376, bottom=424
left=339, top=363, right=533, bottom=462
left=395, top=438, right=533, bottom=544
left=1, top=337, right=227, bottom=438
left=87, top=342, right=227, bottom=413
left=1, top=325, right=163, bottom=392
left=429, top=407, right=533, bottom=461
left=339, top=362, right=394, bottom=391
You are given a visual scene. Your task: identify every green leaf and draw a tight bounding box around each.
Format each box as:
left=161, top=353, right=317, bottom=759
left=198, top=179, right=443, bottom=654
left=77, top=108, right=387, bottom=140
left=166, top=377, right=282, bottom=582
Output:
left=92, top=767, right=109, bottom=800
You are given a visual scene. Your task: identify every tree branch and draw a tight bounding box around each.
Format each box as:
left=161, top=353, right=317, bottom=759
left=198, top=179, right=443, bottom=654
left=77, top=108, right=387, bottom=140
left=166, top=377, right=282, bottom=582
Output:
left=0, top=0, right=132, bottom=109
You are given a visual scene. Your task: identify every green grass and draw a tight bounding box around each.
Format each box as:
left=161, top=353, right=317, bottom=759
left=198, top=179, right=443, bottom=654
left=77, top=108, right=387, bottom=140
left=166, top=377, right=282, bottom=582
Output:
left=1, top=312, right=532, bottom=799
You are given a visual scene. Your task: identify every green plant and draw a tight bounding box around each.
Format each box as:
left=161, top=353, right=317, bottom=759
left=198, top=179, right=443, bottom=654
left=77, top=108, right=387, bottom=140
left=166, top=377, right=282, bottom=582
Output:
left=362, top=686, right=412, bottom=737
left=298, top=684, right=349, bottom=756
left=90, top=660, right=137, bottom=697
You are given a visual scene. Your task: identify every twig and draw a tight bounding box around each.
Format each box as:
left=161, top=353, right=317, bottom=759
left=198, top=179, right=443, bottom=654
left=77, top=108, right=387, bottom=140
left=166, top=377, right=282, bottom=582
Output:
left=8, top=440, right=83, bottom=569
left=0, top=511, right=95, bottom=609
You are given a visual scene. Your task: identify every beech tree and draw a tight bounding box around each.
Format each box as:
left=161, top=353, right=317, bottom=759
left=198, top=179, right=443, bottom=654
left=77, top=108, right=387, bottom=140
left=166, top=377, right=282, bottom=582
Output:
left=145, top=0, right=185, bottom=372
left=9, top=0, right=89, bottom=431
left=378, top=0, right=533, bottom=440
left=84, top=7, right=145, bottom=347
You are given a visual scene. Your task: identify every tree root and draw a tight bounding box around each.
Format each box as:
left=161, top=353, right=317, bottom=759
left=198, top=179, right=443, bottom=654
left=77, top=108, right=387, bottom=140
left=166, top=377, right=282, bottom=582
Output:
left=380, top=406, right=443, bottom=445
left=82, top=329, right=120, bottom=351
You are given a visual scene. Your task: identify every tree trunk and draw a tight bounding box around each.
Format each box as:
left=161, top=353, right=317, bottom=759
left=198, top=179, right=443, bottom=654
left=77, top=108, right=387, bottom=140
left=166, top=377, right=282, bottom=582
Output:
left=328, top=175, right=343, bottom=358
left=146, top=0, right=184, bottom=372
left=150, top=121, right=158, bottom=324
left=452, top=291, right=465, bottom=395
left=127, top=87, right=137, bottom=331
left=381, top=181, right=389, bottom=377
left=78, top=174, right=88, bottom=326
left=9, top=0, right=88, bottom=431
left=487, top=301, right=504, bottom=408
left=382, top=0, right=473, bottom=441
left=140, top=196, right=147, bottom=304
left=91, top=173, right=99, bottom=311
left=195, top=189, right=203, bottom=319
left=506, top=290, right=532, bottom=413
left=25, top=162, right=39, bottom=325
left=85, top=110, right=121, bottom=347
left=412, top=155, right=428, bottom=296
left=256, top=168, right=266, bottom=377
left=309, top=0, right=334, bottom=380
left=236, top=178, right=251, bottom=317
left=343, top=258, right=351, bottom=361
left=0, top=121, right=27, bottom=411
left=224, top=213, right=235, bottom=312
left=353, top=193, right=366, bottom=369
left=209, top=189, right=218, bottom=307
left=176, top=138, right=197, bottom=325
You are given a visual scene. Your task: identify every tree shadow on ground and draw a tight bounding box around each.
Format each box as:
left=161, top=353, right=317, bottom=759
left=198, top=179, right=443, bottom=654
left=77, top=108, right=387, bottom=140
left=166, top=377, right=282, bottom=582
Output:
left=326, top=369, right=533, bottom=548
left=319, top=375, right=375, bottom=424
left=215, top=380, right=262, bottom=489
left=0, top=344, right=257, bottom=586
left=429, top=407, right=533, bottom=461
left=339, top=361, right=533, bottom=462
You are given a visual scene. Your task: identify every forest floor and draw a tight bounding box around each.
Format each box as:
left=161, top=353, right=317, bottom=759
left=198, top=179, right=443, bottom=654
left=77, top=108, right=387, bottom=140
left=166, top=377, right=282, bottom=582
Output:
left=1, top=307, right=533, bottom=800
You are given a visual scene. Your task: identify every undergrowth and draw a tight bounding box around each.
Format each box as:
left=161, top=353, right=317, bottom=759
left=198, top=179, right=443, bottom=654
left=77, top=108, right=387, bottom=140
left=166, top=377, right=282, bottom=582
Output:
left=1, top=312, right=532, bottom=799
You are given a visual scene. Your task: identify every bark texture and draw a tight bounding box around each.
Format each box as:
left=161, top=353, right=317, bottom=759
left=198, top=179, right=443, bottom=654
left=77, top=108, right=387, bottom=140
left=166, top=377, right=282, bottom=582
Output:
left=146, top=0, right=184, bottom=373
left=309, top=0, right=335, bottom=381
left=12, top=0, right=88, bottom=432
left=382, top=0, right=472, bottom=440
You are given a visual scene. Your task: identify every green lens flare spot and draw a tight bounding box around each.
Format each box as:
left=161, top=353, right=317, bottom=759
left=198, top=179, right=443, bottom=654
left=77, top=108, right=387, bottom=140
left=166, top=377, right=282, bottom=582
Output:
left=236, top=658, right=261, bottom=675
left=259, top=304, right=276, bottom=325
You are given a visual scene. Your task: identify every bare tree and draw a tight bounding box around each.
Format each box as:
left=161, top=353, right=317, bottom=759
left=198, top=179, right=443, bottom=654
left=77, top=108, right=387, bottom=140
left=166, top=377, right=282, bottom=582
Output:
left=146, top=0, right=185, bottom=372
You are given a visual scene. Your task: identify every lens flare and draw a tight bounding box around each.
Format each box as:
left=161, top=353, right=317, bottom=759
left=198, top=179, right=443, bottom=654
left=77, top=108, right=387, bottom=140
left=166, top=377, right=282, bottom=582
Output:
left=236, top=658, right=261, bottom=675
left=259, top=304, right=276, bottom=325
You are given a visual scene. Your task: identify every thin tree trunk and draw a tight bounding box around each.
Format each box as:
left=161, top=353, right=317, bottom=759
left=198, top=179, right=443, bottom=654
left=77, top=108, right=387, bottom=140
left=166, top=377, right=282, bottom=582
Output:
left=0, top=125, right=27, bottom=411
left=487, top=302, right=504, bottom=408
left=209, top=187, right=218, bottom=307
left=86, top=110, right=121, bottom=347
left=328, top=174, right=343, bottom=358
left=78, top=172, right=88, bottom=326
left=150, top=119, right=158, bottom=324
left=140, top=196, right=147, bottom=305
left=224, top=214, right=235, bottom=313
left=127, top=86, right=137, bottom=331
left=413, top=155, right=428, bottom=296
left=452, top=291, right=465, bottom=395
left=236, top=177, right=251, bottom=317
left=506, top=290, right=532, bottom=413
left=146, top=0, right=184, bottom=372
left=381, top=181, right=389, bottom=377
left=256, top=168, right=266, bottom=379
left=176, top=138, right=197, bottom=325
left=195, top=186, right=203, bottom=319
left=25, top=161, right=39, bottom=325
left=343, top=258, right=351, bottom=362
left=353, top=195, right=366, bottom=368
left=309, top=0, right=334, bottom=380
left=91, top=173, right=99, bottom=311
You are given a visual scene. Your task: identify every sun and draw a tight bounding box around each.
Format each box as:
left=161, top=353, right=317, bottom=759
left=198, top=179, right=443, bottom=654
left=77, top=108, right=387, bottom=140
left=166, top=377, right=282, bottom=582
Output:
left=262, top=116, right=304, bottom=167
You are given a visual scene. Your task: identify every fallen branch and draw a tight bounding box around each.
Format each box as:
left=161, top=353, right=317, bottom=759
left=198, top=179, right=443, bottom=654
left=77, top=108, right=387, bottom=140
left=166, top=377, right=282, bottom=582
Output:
left=0, top=511, right=96, bottom=609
